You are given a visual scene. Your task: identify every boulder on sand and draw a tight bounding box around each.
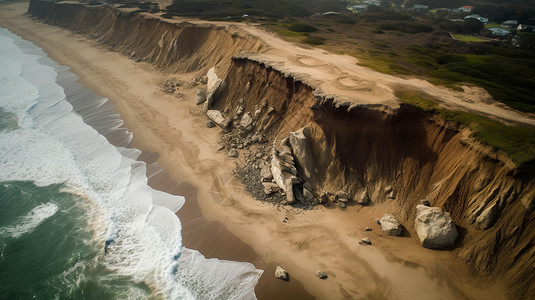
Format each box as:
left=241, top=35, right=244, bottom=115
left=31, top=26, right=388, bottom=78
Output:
left=380, top=214, right=402, bottom=236
left=275, top=266, right=288, bottom=280
left=262, top=182, right=280, bottom=195
left=195, top=88, right=206, bottom=105
left=288, top=126, right=314, bottom=180
left=415, top=205, right=459, bottom=249
left=206, top=110, right=229, bottom=128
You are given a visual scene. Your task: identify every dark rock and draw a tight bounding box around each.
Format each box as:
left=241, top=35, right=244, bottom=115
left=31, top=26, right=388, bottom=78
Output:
left=316, top=271, right=328, bottom=279
left=195, top=88, right=207, bottom=105
left=360, top=238, right=372, bottom=245
left=420, top=199, right=431, bottom=206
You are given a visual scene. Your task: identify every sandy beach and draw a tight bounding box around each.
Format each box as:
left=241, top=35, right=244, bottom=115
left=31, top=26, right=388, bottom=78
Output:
left=0, top=2, right=510, bottom=299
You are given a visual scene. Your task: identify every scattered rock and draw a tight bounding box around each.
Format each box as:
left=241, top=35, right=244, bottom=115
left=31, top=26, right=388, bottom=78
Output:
left=360, top=238, right=372, bottom=245
left=195, top=88, right=207, bottom=105
left=384, top=185, right=393, bottom=194
left=365, top=227, right=372, bottom=231
left=303, top=187, right=314, bottom=202
left=284, top=178, right=296, bottom=204
left=295, top=187, right=305, bottom=203
left=415, top=205, right=459, bottom=249
left=251, top=133, right=262, bottom=143
left=240, top=112, right=253, bottom=131
left=339, top=202, right=347, bottom=208
left=387, top=190, right=395, bottom=199
left=262, top=182, right=281, bottom=195
left=275, top=266, right=288, bottom=281
left=316, top=271, right=328, bottom=279
left=380, top=214, right=402, bottom=236
left=375, top=218, right=381, bottom=225
left=336, top=191, right=350, bottom=203
left=260, top=164, right=273, bottom=182
left=227, top=149, right=238, bottom=158
left=359, top=190, right=370, bottom=205
left=162, top=78, right=181, bottom=94
left=205, top=120, right=215, bottom=128
left=318, top=192, right=329, bottom=204
left=206, top=110, right=229, bottom=129
left=234, top=105, right=244, bottom=117
left=216, top=144, right=225, bottom=151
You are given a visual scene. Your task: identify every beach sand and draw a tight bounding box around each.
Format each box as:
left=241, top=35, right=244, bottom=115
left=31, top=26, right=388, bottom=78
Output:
left=0, top=2, right=509, bottom=299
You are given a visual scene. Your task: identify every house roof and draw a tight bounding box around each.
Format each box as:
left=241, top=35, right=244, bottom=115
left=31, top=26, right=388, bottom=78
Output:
left=488, top=27, right=511, bottom=35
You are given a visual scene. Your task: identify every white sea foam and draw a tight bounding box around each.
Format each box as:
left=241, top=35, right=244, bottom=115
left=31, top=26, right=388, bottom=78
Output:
left=0, top=202, right=59, bottom=238
left=0, top=27, right=262, bottom=299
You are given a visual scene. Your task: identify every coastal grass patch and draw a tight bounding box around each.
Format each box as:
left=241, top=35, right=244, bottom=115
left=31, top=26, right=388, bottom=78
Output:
left=357, top=52, right=411, bottom=75
left=303, top=36, right=326, bottom=45
left=485, top=22, right=501, bottom=29
left=395, top=90, right=535, bottom=166
left=362, top=46, right=535, bottom=113
left=451, top=34, right=489, bottom=42
left=288, top=23, right=317, bottom=33
left=278, top=29, right=306, bottom=37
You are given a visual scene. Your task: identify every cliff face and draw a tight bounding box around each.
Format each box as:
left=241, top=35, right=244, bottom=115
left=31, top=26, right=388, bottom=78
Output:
left=218, top=56, right=535, bottom=298
left=28, top=1, right=265, bottom=74
left=27, top=1, right=535, bottom=298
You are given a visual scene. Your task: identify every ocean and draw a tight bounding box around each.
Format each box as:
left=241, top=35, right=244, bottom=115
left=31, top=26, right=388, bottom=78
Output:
left=0, top=27, right=262, bottom=299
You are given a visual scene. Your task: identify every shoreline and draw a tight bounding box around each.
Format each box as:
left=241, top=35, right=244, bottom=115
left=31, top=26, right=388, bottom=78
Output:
left=0, top=2, right=511, bottom=299
left=0, top=3, right=312, bottom=298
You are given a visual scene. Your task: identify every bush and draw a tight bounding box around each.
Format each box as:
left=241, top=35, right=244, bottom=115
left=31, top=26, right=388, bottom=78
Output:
left=288, top=23, right=317, bottom=33
left=303, top=36, right=325, bottom=45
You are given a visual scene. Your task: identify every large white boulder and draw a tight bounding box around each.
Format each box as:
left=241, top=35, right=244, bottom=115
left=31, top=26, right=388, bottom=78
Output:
left=205, top=67, right=226, bottom=108
left=380, top=214, right=402, bottom=236
left=415, top=205, right=459, bottom=249
left=288, top=126, right=314, bottom=180
left=206, top=110, right=228, bottom=128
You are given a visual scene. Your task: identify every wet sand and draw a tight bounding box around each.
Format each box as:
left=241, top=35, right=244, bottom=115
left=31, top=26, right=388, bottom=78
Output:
left=139, top=152, right=313, bottom=299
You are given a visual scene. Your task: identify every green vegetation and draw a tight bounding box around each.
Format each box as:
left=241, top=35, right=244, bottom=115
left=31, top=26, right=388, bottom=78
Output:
left=396, top=90, right=535, bottom=166
left=358, top=53, right=411, bottom=75
left=451, top=34, right=489, bottom=42
left=485, top=22, right=501, bottom=29
left=303, top=36, right=325, bottom=45
left=288, top=23, right=317, bottom=33
left=278, top=29, right=306, bottom=37
left=360, top=45, right=535, bottom=113
left=165, top=0, right=346, bottom=18
left=377, top=21, right=433, bottom=34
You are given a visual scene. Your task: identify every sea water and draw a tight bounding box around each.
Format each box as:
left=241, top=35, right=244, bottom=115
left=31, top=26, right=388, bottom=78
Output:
left=0, top=27, right=262, bottom=299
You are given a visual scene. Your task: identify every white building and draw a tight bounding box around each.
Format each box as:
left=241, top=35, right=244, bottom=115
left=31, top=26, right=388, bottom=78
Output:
left=488, top=27, right=511, bottom=36
left=464, top=14, right=488, bottom=24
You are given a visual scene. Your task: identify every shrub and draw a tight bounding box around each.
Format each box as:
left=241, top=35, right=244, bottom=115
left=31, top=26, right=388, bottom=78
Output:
left=303, top=36, right=325, bottom=45
left=288, top=23, right=317, bottom=33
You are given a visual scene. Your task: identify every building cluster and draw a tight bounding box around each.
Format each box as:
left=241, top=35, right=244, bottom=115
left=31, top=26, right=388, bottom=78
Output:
left=348, top=1, right=534, bottom=39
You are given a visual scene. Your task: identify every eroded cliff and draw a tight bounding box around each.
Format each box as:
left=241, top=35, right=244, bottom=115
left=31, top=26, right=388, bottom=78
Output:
left=27, top=1, right=535, bottom=298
